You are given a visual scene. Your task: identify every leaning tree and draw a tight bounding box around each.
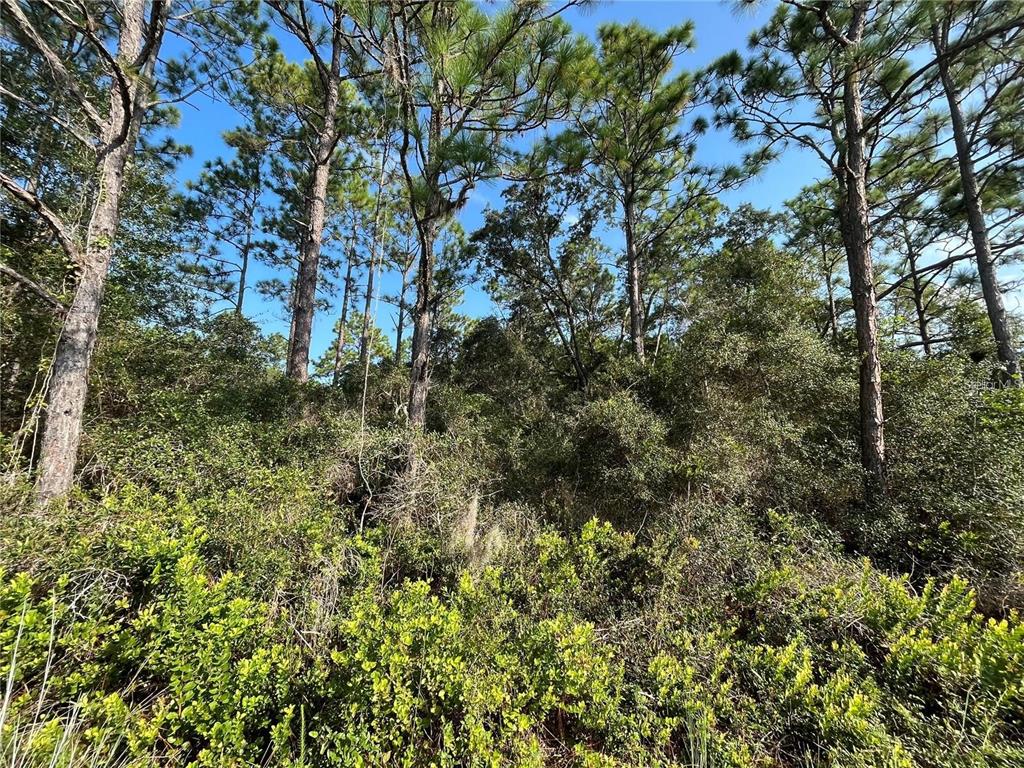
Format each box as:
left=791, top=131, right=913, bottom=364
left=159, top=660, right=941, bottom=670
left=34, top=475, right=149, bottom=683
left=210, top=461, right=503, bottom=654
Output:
left=0, top=0, right=261, bottom=503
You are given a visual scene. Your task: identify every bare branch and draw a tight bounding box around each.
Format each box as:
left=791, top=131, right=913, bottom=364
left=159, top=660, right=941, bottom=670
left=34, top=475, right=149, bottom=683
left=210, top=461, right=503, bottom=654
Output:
left=0, top=263, right=67, bottom=314
left=0, top=171, right=81, bottom=262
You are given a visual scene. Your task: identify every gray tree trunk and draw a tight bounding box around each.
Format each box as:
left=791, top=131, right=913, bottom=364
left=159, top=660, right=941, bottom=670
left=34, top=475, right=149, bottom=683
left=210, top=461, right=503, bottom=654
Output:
left=623, top=194, right=645, bottom=362
left=933, top=21, right=1020, bottom=384
left=234, top=165, right=261, bottom=315
left=35, top=0, right=153, bottom=504
left=825, top=273, right=840, bottom=343
left=902, top=226, right=932, bottom=356
left=841, top=53, right=887, bottom=504
left=394, top=260, right=411, bottom=366
left=358, top=253, right=377, bottom=372
left=286, top=150, right=335, bottom=381
left=286, top=35, right=342, bottom=382
left=359, top=148, right=389, bottom=372
left=332, top=245, right=355, bottom=386
left=407, top=219, right=436, bottom=427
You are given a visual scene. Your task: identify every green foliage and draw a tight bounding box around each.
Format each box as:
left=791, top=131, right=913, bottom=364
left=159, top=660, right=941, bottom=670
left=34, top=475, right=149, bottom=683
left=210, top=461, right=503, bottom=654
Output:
left=5, top=4, right=1024, bottom=768
left=649, top=563, right=1024, bottom=767
left=5, top=490, right=1023, bottom=768
left=305, top=573, right=621, bottom=766
left=0, top=514, right=299, bottom=767
left=503, top=391, right=675, bottom=526
left=873, top=355, right=1024, bottom=600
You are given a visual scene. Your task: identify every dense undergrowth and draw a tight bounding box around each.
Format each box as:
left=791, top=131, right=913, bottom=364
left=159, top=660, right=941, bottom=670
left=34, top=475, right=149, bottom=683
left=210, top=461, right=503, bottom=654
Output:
left=2, top=313, right=1023, bottom=767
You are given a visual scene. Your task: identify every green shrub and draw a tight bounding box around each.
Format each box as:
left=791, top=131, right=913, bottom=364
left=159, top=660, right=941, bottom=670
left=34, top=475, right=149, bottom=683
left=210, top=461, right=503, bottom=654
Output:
left=1, top=519, right=299, bottom=767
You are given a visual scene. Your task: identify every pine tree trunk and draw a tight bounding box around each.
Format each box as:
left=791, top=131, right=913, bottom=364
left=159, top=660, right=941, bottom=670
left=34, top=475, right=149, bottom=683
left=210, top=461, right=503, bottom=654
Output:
left=332, top=246, right=355, bottom=386
left=623, top=194, right=645, bottom=362
left=933, top=22, right=1020, bottom=384
left=823, top=247, right=839, bottom=343
left=35, top=0, right=150, bottom=504
left=286, top=45, right=341, bottom=382
left=235, top=211, right=254, bottom=315
left=910, top=271, right=931, bottom=357
left=235, top=165, right=261, bottom=315
left=394, top=263, right=410, bottom=367
left=407, top=220, right=436, bottom=428
left=358, top=252, right=377, bottom=372
left=359, top=146, right=389, bottom=372
left=841, top=58, right=887, bottom=504
left=286, top=151, right=334, bottom=382
left=903, top=227, right=932, bottom=356
left=236, top=244, right=249, bottom=315
left=405, top=90, right=443, bottom=429
left=826, top=275, right=840, bottom=343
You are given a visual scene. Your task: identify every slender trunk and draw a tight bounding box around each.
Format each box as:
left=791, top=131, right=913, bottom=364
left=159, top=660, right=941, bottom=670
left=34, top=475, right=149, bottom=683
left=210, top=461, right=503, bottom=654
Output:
left=35, top=0, right=150, bottom=504
left=902, top=226, right=931, bottom=356
left=823, top=247, right=839, bottom=343
left=394, top=259, right=411, bottom=366
left=825, top=276, right=839, bottom=343
left=910, top=269, right=931, bottom=357
left=933, top=21, right=1020, bottom=384
left=394, top=302, right=405, bottom=365
left=542, top=236, right=587, bottom=390
left=235, top=204, right=254, bottom=315
left=359, top=147, right=389, bottom=371
left=286, top=32, right=342, bottom=382
left=841, top=51, right=887, bottom=504
left=286, top=156, right=334, bottom=382
left=623, top=193, right=645, bottom=362
left=286, top=288, right=296, bottom=363
left=235, top=242, right=249, bottom=315
left=405, top=88, right=443, bottom=428
left=540, top=295, right=585, bottom=390
left=358, top=255, right=377, bottom=371
left=332, top=246, right=355, bottom=386
left=235, top=166, right=261, bottom=315
left=407, top=220, right=436, bottom=427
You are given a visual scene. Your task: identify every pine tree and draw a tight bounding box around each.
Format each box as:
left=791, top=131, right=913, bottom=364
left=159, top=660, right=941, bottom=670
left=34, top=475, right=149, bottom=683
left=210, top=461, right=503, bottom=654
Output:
left=471, top=158, right=615, bottom=391
left=0, top=0, right=262, bottom=503
left=180, top=130, right=269, bottom=316
left=345, top=0, right=590, bottom=427
left=265, top=0, right=360, bottom=382
left=785, top=183, right=847, bottom=343
left=706, top=0, right=1019, bottom=501
left=928, top=0, right=1024, bottom=384
left=572, top=22, right=754, bottom=362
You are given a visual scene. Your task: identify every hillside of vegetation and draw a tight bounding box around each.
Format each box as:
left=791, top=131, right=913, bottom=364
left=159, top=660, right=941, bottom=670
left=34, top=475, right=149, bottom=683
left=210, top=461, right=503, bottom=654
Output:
left=3, top=1, right=1024, bottom=767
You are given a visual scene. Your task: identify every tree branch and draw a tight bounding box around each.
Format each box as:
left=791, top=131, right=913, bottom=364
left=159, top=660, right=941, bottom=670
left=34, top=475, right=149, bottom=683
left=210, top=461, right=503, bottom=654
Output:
left=0, top=263, right=67, bottom=314
left=0, top=171, right=81, bottom=262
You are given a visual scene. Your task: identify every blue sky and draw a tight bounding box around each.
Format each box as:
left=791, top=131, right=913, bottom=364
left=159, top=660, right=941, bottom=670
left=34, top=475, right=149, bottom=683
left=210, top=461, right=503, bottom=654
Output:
left=169, top=1, right=825, bottom=363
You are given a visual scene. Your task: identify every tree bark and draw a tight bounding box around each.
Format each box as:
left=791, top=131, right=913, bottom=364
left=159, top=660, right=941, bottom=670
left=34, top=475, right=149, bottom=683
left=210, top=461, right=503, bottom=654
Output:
left=286, top=148, right=335, bottom=381
left=407, top=219, right=436, bottom=427
left=823, top=246, right=840, bottom=343
left=840, top=42, right=887, bottom=504
left=235, top=238, right=250, bottom=315
left=35, top=0, right=152, bottom=504
left=359, top=147, right=389, bottom=372
left=623, top=193, right=646, bottom=362
left=286, top=29, right=342, bottom=382
left=234, top=164, right=261, bottom=315
left=235, top=208, right=254, bottom=315
left=332, top=244, right=355, bottom=386
left=358, top=251, right=378, bottom=372
left=902, top=225, right=932, bottom=356
left=404, top=81, right=444, bottom=428
left=933, top=20, right=1020, bottom=384
left=394, top=257, right=412, bottom=366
